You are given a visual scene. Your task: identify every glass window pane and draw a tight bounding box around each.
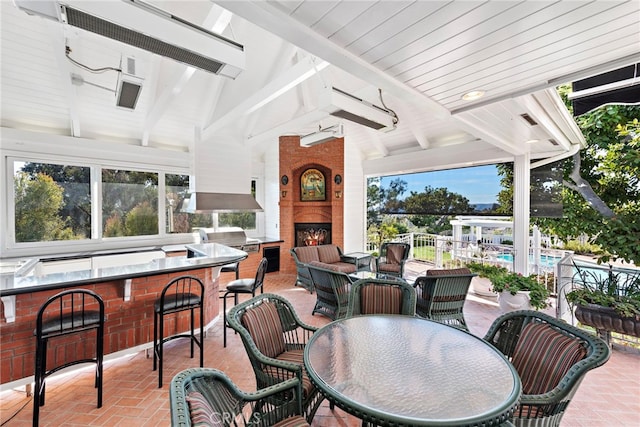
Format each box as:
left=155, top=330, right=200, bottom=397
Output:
left=14, top=161, right=91, bottom=242
left=102, top=169, right=158, bottom=237
left=219, top=180, right=257, bottom=230
left=165, top=173, right=212, bottom=233
left=219, top=212, right=256, bottom=229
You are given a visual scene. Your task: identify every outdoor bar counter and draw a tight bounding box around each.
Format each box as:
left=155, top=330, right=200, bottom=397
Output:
left=0, top=243, right=247, bottom=387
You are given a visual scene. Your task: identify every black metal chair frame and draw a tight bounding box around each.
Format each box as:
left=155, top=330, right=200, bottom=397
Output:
left=154, top=275, right=205, bottom=388
left=221, top=257, right=268, bottom=347
left=221, top=262, right=240, bottom=280
left=33, top=289, right=105, bottom=427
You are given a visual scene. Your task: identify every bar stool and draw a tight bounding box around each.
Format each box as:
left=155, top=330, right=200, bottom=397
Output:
left=153, top=275, right=204, bottom=388
left=221, top=262, right=240, bottom=280
left=221, top=257, right=268, bottom=347
left=33, top=289, right=105, bottom=427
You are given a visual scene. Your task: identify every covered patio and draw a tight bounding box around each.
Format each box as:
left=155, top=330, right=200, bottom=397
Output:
left=1, top=266, right=638, bottom=426
left=1, top=1, right=639, bottom=425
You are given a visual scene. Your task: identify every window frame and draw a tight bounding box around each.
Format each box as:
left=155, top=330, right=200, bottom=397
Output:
left=4, top=156, right=194, bottom=257
left=2, top=136, right=264, bottom=258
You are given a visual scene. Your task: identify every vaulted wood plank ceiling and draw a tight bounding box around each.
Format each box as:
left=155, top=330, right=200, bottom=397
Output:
left=2, top=0, right=638, bottom=173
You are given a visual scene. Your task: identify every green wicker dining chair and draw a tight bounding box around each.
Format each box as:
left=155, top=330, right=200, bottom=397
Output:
left=483, top=310, right=611, bottom=427
left=169, top=368, right=309, bottom=426
left=226, top=294, right=324, bottom=423
left=347, top=278, right=416, bottom=317
left=414, top=267, right=476, bottom=330
left=374, top=242, right=411, bottom=278
left=307, top=265, right=352, bottom=320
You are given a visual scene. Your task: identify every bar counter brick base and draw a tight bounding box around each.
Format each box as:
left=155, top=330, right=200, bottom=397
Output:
left=0, top=268, right=218, bottom=385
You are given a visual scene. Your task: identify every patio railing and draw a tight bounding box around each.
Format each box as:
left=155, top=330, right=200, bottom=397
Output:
left=368, top=232, right=569, bottom=278
left=556, top=255, right=640, bottom=347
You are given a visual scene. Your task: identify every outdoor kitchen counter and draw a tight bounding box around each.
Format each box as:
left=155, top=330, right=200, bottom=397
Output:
left=0, top=243, right=247, bottom=297
left=0, top=243, right=247, bottom=386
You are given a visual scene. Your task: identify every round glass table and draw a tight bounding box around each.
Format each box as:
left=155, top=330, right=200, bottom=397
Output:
left=304, top=315, right=521, bottom=426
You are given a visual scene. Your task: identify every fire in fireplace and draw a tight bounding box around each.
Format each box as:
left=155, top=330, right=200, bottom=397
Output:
left=295, top=223, right=332, bottom=247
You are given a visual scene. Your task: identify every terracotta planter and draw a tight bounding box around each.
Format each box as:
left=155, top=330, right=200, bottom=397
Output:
left=498, top=291, right=532, bottom=313
left=575, top=303, right=640, bottom=337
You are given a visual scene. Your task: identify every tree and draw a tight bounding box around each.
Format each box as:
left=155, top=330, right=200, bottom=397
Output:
left=367, top=177, right=410, bottom=248
left=14, top=172, right=77, bottom=242
left=20, top=163, right=91, bottom=238
left=102, top=169, right=158, bottom=236
left=125, top=201, right=159, bottom=236
left=404, top=186, right=475, bottom=233
left=367, top=177, right=385, bottom=229
left=104, top=212, right=125, bottom=237
left=497, top=96, right=640, bottom=264
left=220, top=212, right=256, bottom=229
left=381, top=178, right=408, bottom=213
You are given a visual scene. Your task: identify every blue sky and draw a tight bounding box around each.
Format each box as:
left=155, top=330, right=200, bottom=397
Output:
left=379, top=164, right=503, bottom=205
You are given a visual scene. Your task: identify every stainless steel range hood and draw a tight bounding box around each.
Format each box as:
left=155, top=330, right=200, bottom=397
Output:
left=181, top=192, right=263, bottom=213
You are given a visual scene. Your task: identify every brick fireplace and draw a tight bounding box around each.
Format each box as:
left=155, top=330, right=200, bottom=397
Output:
left=279, top=135, right=344, bottom=274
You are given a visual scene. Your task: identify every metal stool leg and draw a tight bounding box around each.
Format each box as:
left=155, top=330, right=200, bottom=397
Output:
left=158, top=308, right=164, bottom=388
left=33, top=337, right=44, bottom=427
left=199, top=304, right=204, bottom=367
left=96, top=322, right=103, bottom=408
left=153, top=311, right=158, bottom=372
left=190, top=307, right=195, bottom=358
left=223, top=292, right=229, bottom=347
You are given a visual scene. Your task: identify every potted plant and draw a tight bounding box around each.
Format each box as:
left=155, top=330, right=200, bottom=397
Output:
left=565, top=265, right=640, bottom=337
left=490, top=270, right=551, bottom=312
left=466, top=261, right=507, bottom=297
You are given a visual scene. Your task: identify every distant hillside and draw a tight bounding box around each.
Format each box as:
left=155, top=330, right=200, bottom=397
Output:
left=471, top=203, right=501, bottom=212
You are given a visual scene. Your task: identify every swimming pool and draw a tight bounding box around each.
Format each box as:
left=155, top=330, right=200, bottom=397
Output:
left=496, top=253, right=562, bottom=268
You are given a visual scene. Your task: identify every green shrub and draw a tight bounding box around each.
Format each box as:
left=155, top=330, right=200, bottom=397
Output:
left=563, top=240, right=603, bottom=255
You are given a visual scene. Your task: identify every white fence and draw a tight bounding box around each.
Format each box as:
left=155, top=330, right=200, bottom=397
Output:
left=368, top=232, right=569, bottom=277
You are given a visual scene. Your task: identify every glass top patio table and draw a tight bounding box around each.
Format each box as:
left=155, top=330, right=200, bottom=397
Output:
left=304, top=315, right=521, bottom=426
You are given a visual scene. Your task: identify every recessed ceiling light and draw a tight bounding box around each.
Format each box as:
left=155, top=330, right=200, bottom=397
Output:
left=461, top=90, right=485, bottom=101
left=525, top=139, right=539, bottom=144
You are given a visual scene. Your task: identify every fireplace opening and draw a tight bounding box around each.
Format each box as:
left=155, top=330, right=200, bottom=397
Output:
left=295, top=223, right=332, bottom=247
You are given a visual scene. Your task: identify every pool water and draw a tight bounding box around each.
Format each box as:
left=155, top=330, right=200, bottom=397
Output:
left=496, top=253, right=561, bottom=268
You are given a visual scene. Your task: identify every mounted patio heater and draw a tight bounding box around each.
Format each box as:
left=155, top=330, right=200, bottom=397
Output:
left=319, top=86, right=398, bottom=132
left=13, top=0, right=245, bottom=78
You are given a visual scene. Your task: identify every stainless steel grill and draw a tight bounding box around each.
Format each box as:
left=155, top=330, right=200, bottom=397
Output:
left=199, top=228, right=260, bottom=253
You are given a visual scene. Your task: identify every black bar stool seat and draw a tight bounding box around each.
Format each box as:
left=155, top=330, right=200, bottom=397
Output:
left=221, top=262, right=240, bottom=280
left=39, top=311, right=102, bottom=334
left=221, top=257, right=268, bottom=347
left=33, top=289, right=105, bottom=427
left=153, top=275, right=204, bottom=388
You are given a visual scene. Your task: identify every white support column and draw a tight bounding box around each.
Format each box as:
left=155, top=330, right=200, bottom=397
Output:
left=532, top=225, right=541, bottom=274
left=452, top=224, right=462, bottom=261
left=408, top=232, right=415, bottom=260
left=474, top=226, right=482, bottom=244
left=435, top=236, right=443, bottom=268
left=513, top=154, right=531, bottom=275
